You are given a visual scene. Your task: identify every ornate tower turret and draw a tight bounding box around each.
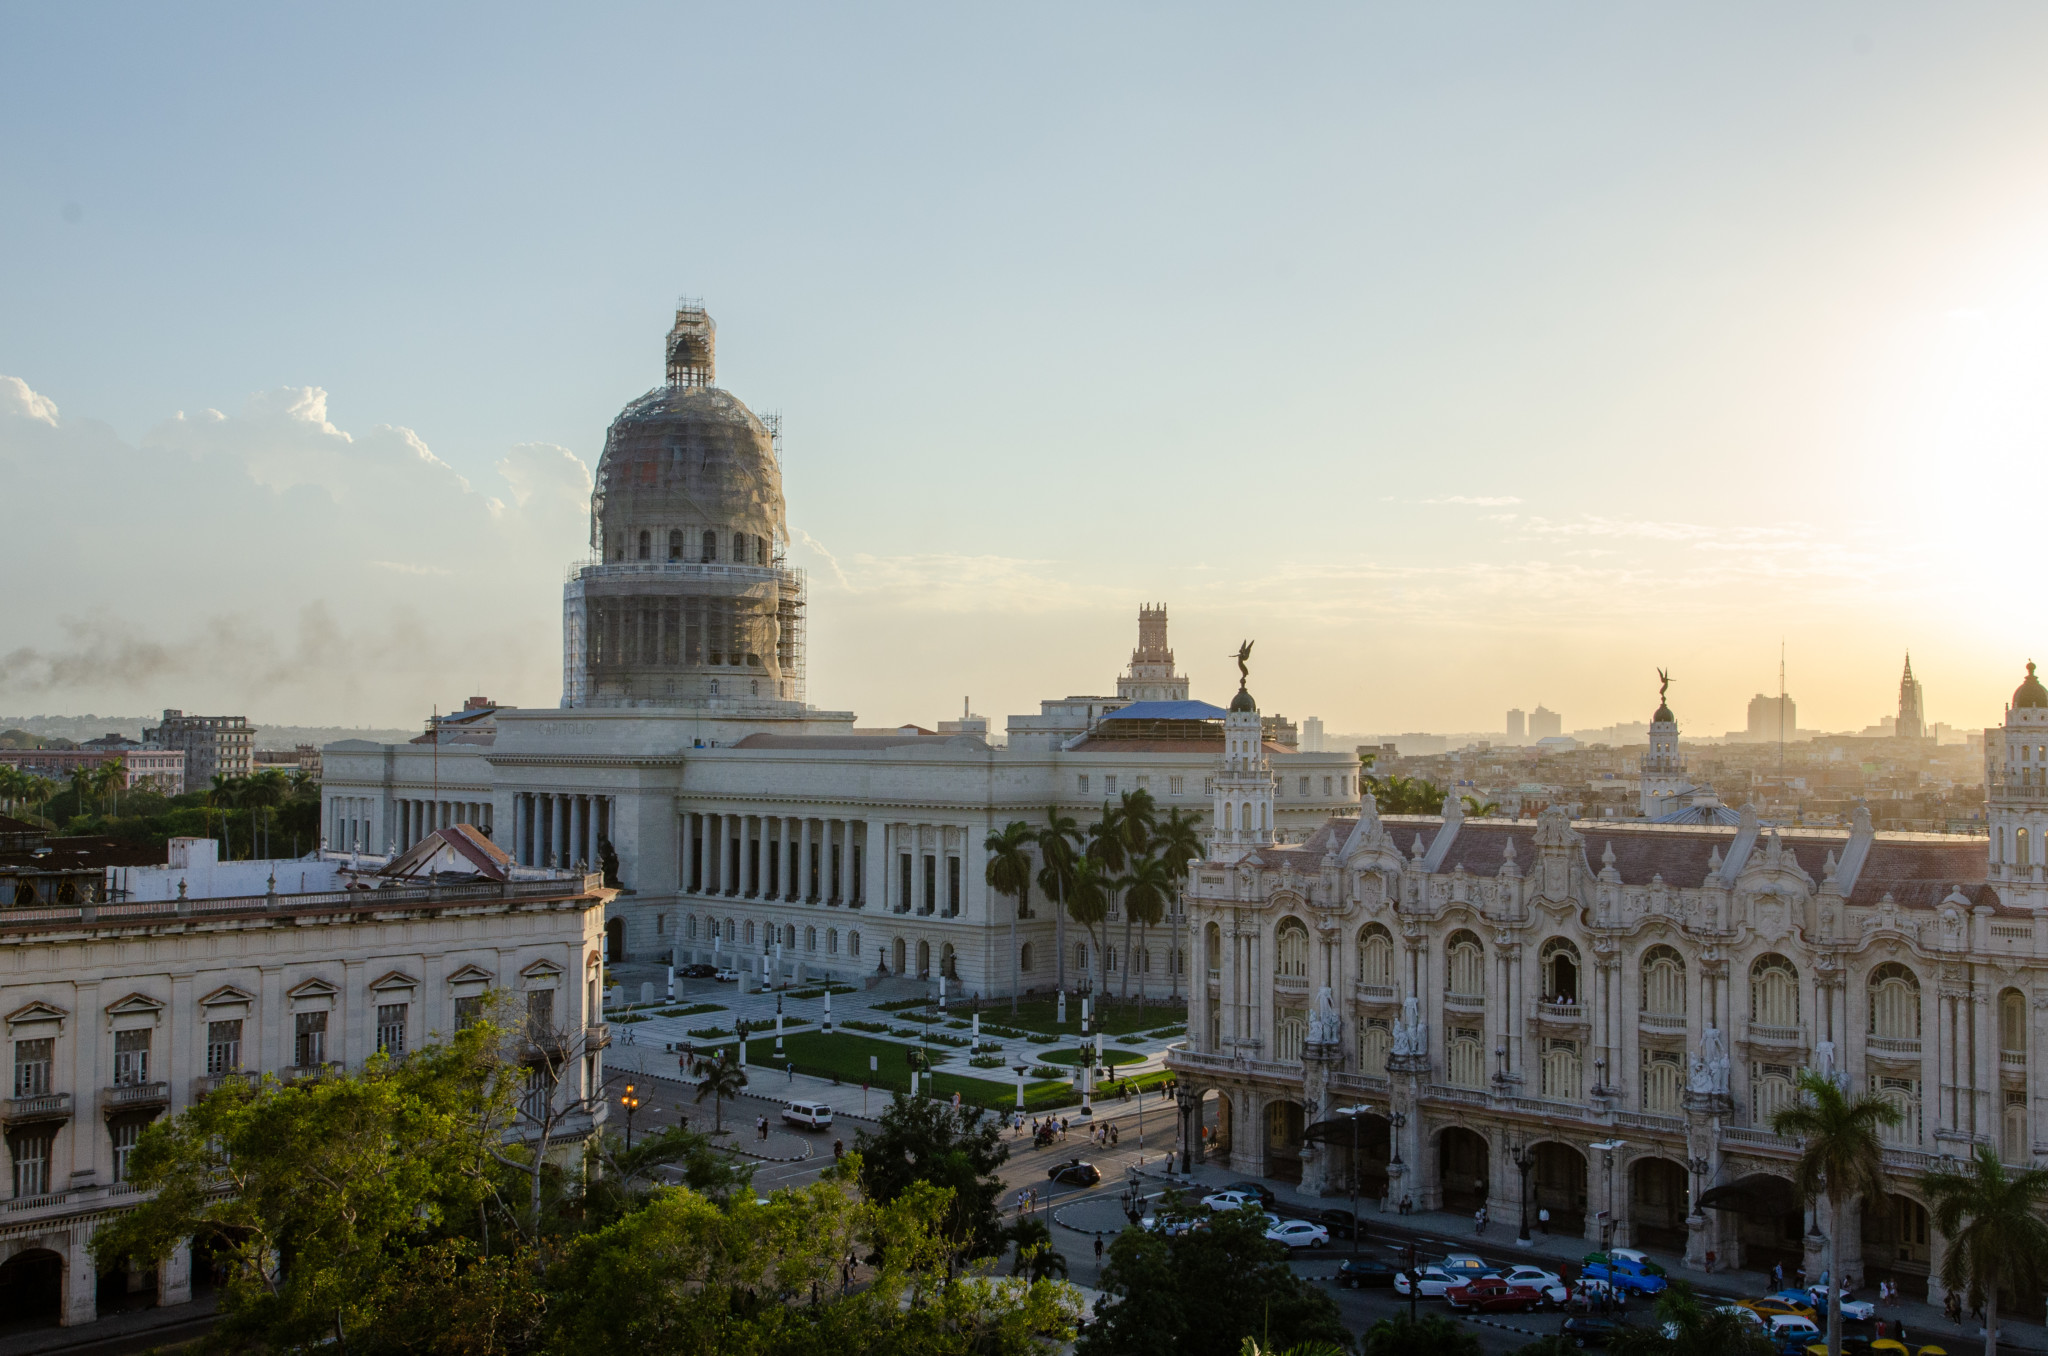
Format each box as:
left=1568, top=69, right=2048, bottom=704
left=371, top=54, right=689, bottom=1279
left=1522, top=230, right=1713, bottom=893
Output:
left=1210, top=641, right=1273, bottom=859
left=1640, top=668, right=1690, bottom=817
left=1988, top=660, right=2048, bottom=907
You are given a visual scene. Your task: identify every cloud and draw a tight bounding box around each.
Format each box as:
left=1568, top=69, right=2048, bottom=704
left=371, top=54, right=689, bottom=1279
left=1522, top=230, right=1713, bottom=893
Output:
left=1419, top=495, right=1522, bottom=507
left=0, top=376, right=59, bottom=426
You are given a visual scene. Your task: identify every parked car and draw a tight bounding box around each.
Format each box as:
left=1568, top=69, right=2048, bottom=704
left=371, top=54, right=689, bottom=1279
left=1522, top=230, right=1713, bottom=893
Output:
left=1742, top=1296, right=1818, bottom=1323
left=1436, top=1252, right=1493, bottom=1279
left=1046, top=1159, right=1101, bottom=1187
left=1313, top=1207, right=1360, bottom=1240
left=678, top=963, right=717, bottom=978
left=1445, top=1278, right=1546, bottom=1313
left=1220, top=1181, right=1277, bottom=1207
left=780, top=1099, right=832, bottom=1130
left=1580, top=1255, right=1667, bottom=1295
left=1799, top=1338, right=1880, bottom=1356
left=1265, top=1218, right=1329, bottom=1249
left=1333, top=1256, right=1398, bottom=1289
left=1491, top=1265, right=1570, bottom=1306
left=1799, top=1285, right=1875, bottom=1321
left=1559, top=1314, right=1632, bottom=1348
left=1764, top=1314, right=1822, bottom=1346
left=1141, top=1212, right=1208, bottom=1237
left=713, top=968, right=740, bottom=982
left=1201, top=1189, right=1265, bottom=1213
left=1393, top=1265, right=1460, bottom=1299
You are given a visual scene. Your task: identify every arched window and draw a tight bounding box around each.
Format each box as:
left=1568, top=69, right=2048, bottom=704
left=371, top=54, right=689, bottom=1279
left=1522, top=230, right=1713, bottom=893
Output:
left=2003, top=989, right=2028, bottom=1056
left=916, top=940, right=931, bottom=976
left=827, top=928, right=839, bottom=955
left=1359, top=1019, right=1391, bottom=1073
left=1275, top=1010, right=1307, bottom=1062
left=2023, top=828, right=2034, bottom=869
left=1641, top=945, right=1686, bottom=1017
left=1751, top=954, right=1799, bottom=1028
left=744, top=920, right=755, bottom=946
left=1447, top=930, right=1485, bottom=999
left=1540, top=937, right=1581, bottom=1005
left=756, top=535, right=768, bottom=564
left=805, top=926, right=817, bottom=952
left=1020, top=942, right=1033, bottom=972
left=702, top=530, right=717, bottom=562
left=723, top=917, right=735, bottom=942
left=2006, top=1093, right=2029, bottom=1163
left=637, top=530, right=651, bottom=560
left=685, top=915, right=698, bottom=939
left=1222, top=803, right=1234, bottom=832
left=1868, top=962, right=1921, bottom=1041
left=1076, top=942, right=1088, bottom=974
left=941, top=943, right=958, bottom=980
left=1205, top=922, right=1222, bottom=976
left=848, top=929, right=860, bottom=956
left=1358, top=924, right=1395, bottom=989
left=1540, top=1038, right=1581, bottom=1101
left=734, top=532, right=747, bottom=564
left=1274, top=919, right=1309, bottom=979
left=1752, top=1063, right=1796, bottom=1122
left=1642, top=1050, right=1684, bottom=1112
left=1447, top=1026, right=1485, bottom=1088
left=668, top=529, right=683, bottom=559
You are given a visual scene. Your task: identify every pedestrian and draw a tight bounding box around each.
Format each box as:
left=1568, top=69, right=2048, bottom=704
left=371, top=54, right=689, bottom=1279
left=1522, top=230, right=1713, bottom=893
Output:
left=1773, top=1262, right=1784, bottom=1288
left=832, top=1138, right=843, bottom=1162
left=1093, top=1236, right=1104, bottom=1266
left=1538, top=1206, right=1550, bottom=1235
left=1474, top=1206, right=1486, bottom=1236
left=1111, top=1124, right=1120, bottom=1146
left=787, top=1062, right=795, bottom=1083
left=1704, top=1250, right=1716, bottom=1275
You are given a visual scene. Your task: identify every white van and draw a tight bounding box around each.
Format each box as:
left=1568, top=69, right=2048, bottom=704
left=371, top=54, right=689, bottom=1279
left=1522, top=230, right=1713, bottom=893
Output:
left=782, top=1099, right=833, bottom=1130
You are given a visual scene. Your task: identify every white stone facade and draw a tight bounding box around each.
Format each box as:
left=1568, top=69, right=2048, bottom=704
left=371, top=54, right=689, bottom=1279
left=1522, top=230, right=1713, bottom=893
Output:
left=0, top=870, right=610, bottom=1327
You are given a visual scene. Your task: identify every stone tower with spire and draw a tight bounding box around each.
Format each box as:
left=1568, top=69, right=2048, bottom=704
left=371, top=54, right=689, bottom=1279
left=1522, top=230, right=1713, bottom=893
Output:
left=1639, top=669, right=1692, bottom=817
left=1897, top=653, right=1926, bottom=740
left=1210, top=646, right=1274, bottom=860
left=1118, top=604, right=1190, bottom=703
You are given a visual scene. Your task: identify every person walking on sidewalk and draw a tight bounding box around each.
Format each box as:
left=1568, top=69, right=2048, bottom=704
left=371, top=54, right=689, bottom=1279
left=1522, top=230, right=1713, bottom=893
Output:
left=1093, top=1236, right=1104, bottom=1267
left=1474, top=1206, right=1487, bottom=1236
left=1538, top=1206, right=1550, bottom=1235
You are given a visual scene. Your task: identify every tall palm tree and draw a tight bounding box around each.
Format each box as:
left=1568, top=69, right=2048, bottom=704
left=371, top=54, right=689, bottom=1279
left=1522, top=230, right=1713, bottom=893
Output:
left=983, top=820, right=1035, bottom=1018
left=1922, top=1143, right=2048, bottom=1356
left=1121, top=853, right=1173, bottom=1012
left=691, top=1046, right=748, bottom=1135
left=1036, top=807, right=1080, bottom=995
left=1153, top=806, right=1204, bottom=1002
left=243, top=768, right=289, bottom=859
left=1066, top=855, right=1111, bottom=1002
left=1112, top=790, right=1158, bottom=1000
left=1769, top=1068, right=1902, bottom=1356
left=209, top=774, right=244, bottom=859
left=1087, top=806, right=1128, bottom=996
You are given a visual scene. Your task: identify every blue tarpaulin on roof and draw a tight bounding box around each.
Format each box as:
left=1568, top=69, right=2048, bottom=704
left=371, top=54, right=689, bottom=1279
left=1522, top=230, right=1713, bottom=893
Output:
left=1099, top=700, right=1229, bottom=722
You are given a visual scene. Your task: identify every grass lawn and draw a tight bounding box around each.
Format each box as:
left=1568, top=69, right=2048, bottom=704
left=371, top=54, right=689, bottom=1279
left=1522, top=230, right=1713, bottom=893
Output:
left=968, top=996, right=1186, bottom=1037
left=739, top=1030, right=1075, bottom=1113
left=1034, top=1046, right=1148, bottom=1067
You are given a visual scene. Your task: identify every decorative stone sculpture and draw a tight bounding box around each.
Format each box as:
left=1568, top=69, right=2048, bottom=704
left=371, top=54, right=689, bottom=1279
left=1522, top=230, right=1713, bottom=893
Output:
left=1391, top=996, right=1428, bottom=1057
left=1688, top=1027, right=1730, bottom=1095
left=1308, top=985, right=1342, bottom=1047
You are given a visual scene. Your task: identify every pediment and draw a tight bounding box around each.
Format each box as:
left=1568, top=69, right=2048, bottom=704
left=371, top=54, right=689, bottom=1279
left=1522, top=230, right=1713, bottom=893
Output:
left=104, top=992, right=165, bottom=1017
left=519, top=958, right=563, bottom=980
left=199, top=984, right=256, bottom=1008
left=286, top=976, right=340, bottom=1001
left=6, top=1000, right=68, bottom=1027
left=369, top=969, right=419, bottom=992
left=446, top=963, right=496, bottom=987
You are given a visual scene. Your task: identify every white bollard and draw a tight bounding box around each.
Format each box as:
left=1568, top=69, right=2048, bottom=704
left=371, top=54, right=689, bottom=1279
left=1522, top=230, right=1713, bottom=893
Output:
left=972, top=1012, right=980, bottom=1037
left=824, top=990, right=833, bottom=1032
left=640, top=981, right=654, bottom=1006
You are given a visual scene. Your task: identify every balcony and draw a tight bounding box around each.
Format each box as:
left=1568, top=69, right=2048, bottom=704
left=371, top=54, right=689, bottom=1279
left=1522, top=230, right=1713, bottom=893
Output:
left=1443, top=991, right=1485, bottom=1012
left=1534, top=1001, right=1587, bottom=1027
left=1637, top=1012, right=1686, bottom=1034
left=100, top=1081, right=169, bottom=1113
left=1746, top=1024, right=1803, bottom=1047
left=585, top=1024, right=612, bottom=1051
left=3, top=1092, right=72, bottom=1125
left=191, top=1073, right=256, bottom=1099
left=1868, top=1037, right=1924, bottom=1057
left=2002, top=1050, right=2027, bottom=1070
left=1424, top=1083, right=1492, bottom=1109
left=1354, top=984, right=1397, bottom=1005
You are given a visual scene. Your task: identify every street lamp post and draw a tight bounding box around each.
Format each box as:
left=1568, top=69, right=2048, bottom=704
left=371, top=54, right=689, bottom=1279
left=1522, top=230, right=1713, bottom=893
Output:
left=1335, top=1104, right=1372, bottom=1257
left=1512, top=1142, right=1535, bottom=1246
left=1013, top=1061, right=1029, bottom=1112
left=1591, top=1138, right=1625, bottom=1253
left=620, top=1082, right=641, bottom=1150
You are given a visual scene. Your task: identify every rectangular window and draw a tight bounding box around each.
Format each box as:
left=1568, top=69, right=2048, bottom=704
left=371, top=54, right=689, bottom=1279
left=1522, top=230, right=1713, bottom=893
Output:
left=1169, top=776, right=1184, bottom=796
left=12, top=1038, right=52, bottom=1098
left=454, top=995, right=486, bottom=1030
left=206, top=1021, right=242, bottom=1076
left=294, top=1011, right=328, bottom=1068
left=1323, top=777, right=1333, bottom=796
left=377, top=1004, right=408, bottom=1056
left=111, top=1120, right=142, bottom=1182
left=899, top=853, right=913, bottom=912
left=525, top=989, right=555, bottom=1035
left=1642, top=1049, right=1683, bottom=1113
left=9, top=1131, right=52, bottom=1197
left=946, top=856, right=961, bottom=916
left=113, top=1029, right=151, bottom=1086
left=1105, top=775, right=1117, bottom=794
left=1077, top=775, right=1089, bottom=795
left=923, top=855, right=937, bottom=915
left=1136, top=775, right=1149, bottom=790
left=1299, top=777, right=1310, bottom=796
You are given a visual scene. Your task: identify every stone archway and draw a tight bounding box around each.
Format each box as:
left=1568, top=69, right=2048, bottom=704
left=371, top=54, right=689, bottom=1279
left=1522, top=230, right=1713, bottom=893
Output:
left=604, top=916, right=625, bottom=964
left=1532, top=1140, right=1587, bottom=1237
left=1439, top=1126, right=1491, bottom=1213
left=1862, top=1192, right=1932, bottom=1301
left=0, top=1247, right=64, bottom=1332
left=892, top=937, right=907, bottom=975
left=941, top=943, right=958, bottom=981
left=1330, top=1114, right=1391, bottom=1203
left=1699, top=1173, right=1804, bottom=1274
left=1265, top=1100, right=1307, bottom=1183
left=916, top=939, right=931, bottom=978
left=1630, top=1156, right=1690, bottom=1252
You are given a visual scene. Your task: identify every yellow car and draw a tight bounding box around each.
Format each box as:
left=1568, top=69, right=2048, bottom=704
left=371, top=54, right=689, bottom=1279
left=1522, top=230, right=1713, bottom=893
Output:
left=1741, top=1295, right=1818, bottom=1322
left=1869, top=1343, right=1946, bottom=1356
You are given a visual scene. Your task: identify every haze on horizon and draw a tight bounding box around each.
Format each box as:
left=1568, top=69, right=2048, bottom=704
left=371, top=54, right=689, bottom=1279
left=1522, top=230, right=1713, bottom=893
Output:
left=4, top=4, right=2046, bottom=740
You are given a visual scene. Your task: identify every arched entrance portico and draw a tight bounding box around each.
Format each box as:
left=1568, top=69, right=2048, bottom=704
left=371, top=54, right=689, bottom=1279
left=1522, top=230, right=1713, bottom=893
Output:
left=604, top=916, right=625, bottom=963
left=0, top=1248, right=63, bottom=1334
left=1532, top=1141, right=1587, bottom=1237
left=1862, top=1192, right=1931, bottom=1302
left=1265, top=1100, right=1306, bottom=1183
left=892, top=937, right=907, bottom=975
left=1630, top=1157, right=1690, bottom=1252
left=1439, top=1126, right=1490, bottom=1213
left=1698, top=1173, right=1803, bottom=1273
left=1203, top=1089, right=1232, bottom=1160
left=916, top=939, right=931, bottom=978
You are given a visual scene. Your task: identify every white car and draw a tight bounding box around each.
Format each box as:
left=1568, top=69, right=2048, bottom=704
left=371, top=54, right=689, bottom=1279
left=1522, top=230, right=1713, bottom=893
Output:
left=1768, top=1315, right=1822, bottom=1344
left=713, top=968, right=740, bottom=982
left=1493, top=1265, right=1569, bottom=1306
left=1393, top=1265, right=1459, bottom=1298
left=1804, top=1286, right=1874, bottom=1321
left=1264, top=1219, right=1329, bottom=1249
left=1201, top=1190, right=1264, bottom=1213
left=781, top=1099, right=833, bottom=1130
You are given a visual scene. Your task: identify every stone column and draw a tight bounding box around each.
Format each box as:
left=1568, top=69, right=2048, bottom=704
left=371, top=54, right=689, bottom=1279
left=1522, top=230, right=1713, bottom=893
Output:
left=800, top=817, right=813, bottom=901
left=865, top=819, right=886, bottom=910
left=1387, top=1048, right=1429, bottom=1209
left=1220, top=913, right=1240, bottom=1048
left=550, top=796, right=565, bottom=868
left=61, top=1230, right=96, bottom=1326
left=1300, top=1041, right=1344, bottom=1195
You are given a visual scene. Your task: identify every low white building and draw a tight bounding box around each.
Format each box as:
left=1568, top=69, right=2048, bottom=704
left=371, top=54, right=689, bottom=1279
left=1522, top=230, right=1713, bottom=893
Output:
left=0, top=854, right=609, bottom=1328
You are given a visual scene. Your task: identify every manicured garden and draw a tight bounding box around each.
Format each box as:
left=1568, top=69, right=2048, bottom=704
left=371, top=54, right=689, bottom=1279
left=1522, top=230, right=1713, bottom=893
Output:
left=736, top=1029, right=1076, bottom=1113
left=1033, top=1045, right=1148, bottom=1068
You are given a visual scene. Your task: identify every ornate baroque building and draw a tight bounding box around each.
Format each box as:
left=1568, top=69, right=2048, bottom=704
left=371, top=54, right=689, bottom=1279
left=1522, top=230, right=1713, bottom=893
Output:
left=1168, top=671, right=2034, bottom=1302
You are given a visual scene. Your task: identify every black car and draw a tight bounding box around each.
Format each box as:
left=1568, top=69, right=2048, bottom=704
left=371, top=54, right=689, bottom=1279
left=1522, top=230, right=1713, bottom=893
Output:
left=1314, top=1208, right=1360, bottom=1240
left=1221, top=1180, right=1276, bottom=1208
left=1333, top=1256, right=1397, bottom=1289
left=678, top=963, right=717, bottom=979
left=1047, top=1159, right=1102, bottom=1187
left=1559, top=1316, right=1633, bottom=1349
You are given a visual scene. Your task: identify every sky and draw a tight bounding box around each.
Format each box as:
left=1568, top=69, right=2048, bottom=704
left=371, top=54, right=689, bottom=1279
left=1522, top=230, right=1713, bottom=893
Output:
left=5, top=4, right=2048, bottom=737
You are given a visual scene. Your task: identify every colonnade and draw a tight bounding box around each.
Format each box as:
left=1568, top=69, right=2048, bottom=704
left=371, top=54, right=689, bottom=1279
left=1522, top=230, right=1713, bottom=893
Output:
left=329, top=797, right=374, bottom=853
left=510, top=792, right=615, bottom=870
left=679, top=812, right=870, bottom=906
left=392, top=798, right=492, bottom=851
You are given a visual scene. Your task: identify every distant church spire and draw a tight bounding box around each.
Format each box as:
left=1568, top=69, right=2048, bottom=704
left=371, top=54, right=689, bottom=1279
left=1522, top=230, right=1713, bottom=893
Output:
left=1896, top=652, right=1926, bottom=740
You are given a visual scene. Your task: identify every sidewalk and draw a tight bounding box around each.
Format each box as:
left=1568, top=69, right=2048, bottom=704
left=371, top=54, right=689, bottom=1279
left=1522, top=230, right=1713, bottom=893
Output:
left=1129, top=1158, right=2042, bottom=1355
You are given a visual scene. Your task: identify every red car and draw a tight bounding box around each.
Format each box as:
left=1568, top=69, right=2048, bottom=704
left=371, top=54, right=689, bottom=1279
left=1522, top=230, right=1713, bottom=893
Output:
left=1445, top=1278, right=1545, bottom=1313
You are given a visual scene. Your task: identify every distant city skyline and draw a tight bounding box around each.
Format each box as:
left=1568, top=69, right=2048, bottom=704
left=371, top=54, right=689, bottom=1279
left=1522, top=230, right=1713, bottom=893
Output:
left=6, top=7, right=2048, bottom=731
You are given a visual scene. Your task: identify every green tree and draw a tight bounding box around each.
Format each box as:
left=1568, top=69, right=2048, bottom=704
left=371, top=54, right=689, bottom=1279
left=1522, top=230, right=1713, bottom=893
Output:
left=1066, top=856, right=1113, bottom=1002
left=854, top=1092, right=1011, bottom=1263
left=1363, top=773, right=1446, bottom=815
left=1080, top=1208, right=1351, bottom=1356
left=1605, top=1280, right=1772, bottom=1356
left=1922, top=1142, right=2048, bottom=1356
left=1360, top=1312, right=1476, bottom=1355
left=243, top=766, right=289, bottom=857
left=984, top=820, right=1035, bottom=1018
left=1458, top=795, right=1499, bottom=818
left=1769, top=1068, right=1902, bottom=1356
left=693, top=1046, right=748, bottom=1134
left=1036, top=806, right=1082, bottom=994
left=1152, top=806, right=1203, bottom=1001
left=1121, top=853, right=1174, bottom=1011
left=1008, top=1216, right=1069, bottom=1282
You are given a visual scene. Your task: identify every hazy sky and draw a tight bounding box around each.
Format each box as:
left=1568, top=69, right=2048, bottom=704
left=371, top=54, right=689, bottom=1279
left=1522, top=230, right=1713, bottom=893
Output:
left=6, top=4, right=2048, bottom=737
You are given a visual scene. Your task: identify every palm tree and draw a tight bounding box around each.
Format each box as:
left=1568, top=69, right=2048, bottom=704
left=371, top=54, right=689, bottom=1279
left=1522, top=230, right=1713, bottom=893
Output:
left=1121, top=854, right=1173, bottom=1012
left=1036, top=807, right=1080, bottom=995
left=1087, top=806, right=1129, bottom=997
left=243, top=768, right=289, bottom=859
left=1922, top=1143, right=2048, bottom=1356
left=983, top=820, right=1035, bottom=1018
left=1066, top=855, right=1111, bottom=1003
left=209, top=775, right=244, bottom=859
left=691, top=1046, right=748, bottom=1135
left=1153, top=806, right=1203, bottom=1002
left=1608, top=1280, right=1773, bottom=1355
left=1459, top=795, right=1499, bottom=818
left=1769, top=1068, right=1902, bottom=1356
left=1358, top=1314, right=1478, bottom=1356
left=1112, top=790, right=1158, bottom=1000
left=1007, top=1217, right=1068, bottom=1282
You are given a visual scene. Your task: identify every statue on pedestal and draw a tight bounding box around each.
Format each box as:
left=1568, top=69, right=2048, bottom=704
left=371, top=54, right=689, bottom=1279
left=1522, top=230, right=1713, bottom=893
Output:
left=1688, top=1027, right=1730, bottom=1096
left=1307, top=985, right=1342, bottom=1047
left=1391, top=996, right=1428, bottom=1057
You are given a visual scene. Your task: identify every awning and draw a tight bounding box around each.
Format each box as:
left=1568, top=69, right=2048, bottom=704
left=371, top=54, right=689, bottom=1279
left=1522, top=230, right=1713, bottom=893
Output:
left=1695, top=1173, right=1801, bottom=1216
left=1302, top=1113, right=1390, bottom=1144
